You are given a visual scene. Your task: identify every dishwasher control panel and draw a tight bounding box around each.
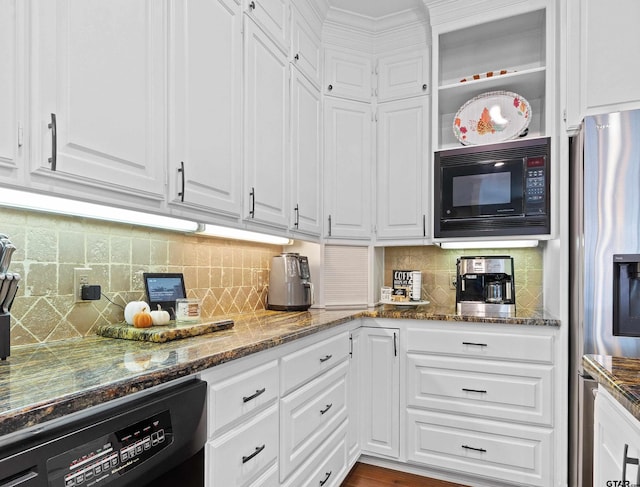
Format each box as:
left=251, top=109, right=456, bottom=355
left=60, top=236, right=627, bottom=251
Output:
left=47, top=409, right=173, bottom=487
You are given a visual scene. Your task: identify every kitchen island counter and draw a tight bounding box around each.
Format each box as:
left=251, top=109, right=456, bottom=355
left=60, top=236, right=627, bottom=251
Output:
left=0, top=307, right=559, bottom=440
left=584, top=354, right=640, bottom=421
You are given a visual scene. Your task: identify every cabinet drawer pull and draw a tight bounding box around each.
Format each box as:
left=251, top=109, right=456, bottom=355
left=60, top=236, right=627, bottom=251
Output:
left=319, top=471, right=332, bottom=486
left=242, top=388, right=266, bottom=403
left=242, top=444, right=265, bottom=464
left=320, top=354, right=332, bottom=363
left=320, top=403, right=333, bottom=415
left=462, top=444, right=486, bottom=453
left=462, top=388, right=487, bottom=394
left=48, top=113, right=57, bottom=171
left=462, top=341, right=487, bottom=347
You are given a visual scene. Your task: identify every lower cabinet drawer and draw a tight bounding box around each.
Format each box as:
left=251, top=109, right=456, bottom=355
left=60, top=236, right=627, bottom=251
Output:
left=406, top=354, right=553, bottom=426
left=207, top=405, right=279, bottom=487
left=406, top=409, right=553, bottom=487
left=280, top=359, right=349, bottom=481
left=282, top=420, right=348, bottom=487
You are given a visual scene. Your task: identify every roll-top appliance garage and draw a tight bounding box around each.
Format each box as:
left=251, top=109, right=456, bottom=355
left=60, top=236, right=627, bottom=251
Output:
left=434, top=137, right=551, bottom=238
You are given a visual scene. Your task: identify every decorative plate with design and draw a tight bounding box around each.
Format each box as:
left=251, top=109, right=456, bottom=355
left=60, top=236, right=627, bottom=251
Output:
left=453, top=91, right=531, bottom=145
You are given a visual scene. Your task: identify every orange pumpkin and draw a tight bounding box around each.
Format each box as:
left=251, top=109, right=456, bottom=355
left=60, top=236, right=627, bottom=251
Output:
left=132, top=307, right=153, bottom=328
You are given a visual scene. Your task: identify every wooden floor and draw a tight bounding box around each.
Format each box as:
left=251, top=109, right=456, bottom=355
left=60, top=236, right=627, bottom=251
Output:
left=341, top=463, right=469, bottom=487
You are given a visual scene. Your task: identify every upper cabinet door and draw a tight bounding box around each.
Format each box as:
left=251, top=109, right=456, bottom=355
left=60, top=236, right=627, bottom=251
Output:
left=376, top=49, right=430, bottom=102
left=290, top=5, right=321, bottom=87
left=30, top=0, right=165, bottom=205
left=376, top=97, right=430, bottom=241
left=168, top=0, right=243, bottom=219
left=244, top=0, right=289, bottom=54
left=0, top=0, right=24, bottom=185
left=324, top=48, right=372, bottom=102
left=291, top=68, right=322, bottom=237
left=324, top=97, right=372, bottom=240
left=244, top=18, right=290, bottom=229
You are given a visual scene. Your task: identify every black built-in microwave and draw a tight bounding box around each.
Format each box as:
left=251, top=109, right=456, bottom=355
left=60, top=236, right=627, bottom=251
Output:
left=434, top=137, right=551, bottom=238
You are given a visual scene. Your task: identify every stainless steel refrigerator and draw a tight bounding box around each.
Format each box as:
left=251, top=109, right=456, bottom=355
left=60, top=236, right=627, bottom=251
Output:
left=570, top=108, right=640, bottom=487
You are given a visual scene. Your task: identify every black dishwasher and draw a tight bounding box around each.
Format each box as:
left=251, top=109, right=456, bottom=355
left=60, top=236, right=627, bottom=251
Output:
left=0, top=378, right=207, bottom=487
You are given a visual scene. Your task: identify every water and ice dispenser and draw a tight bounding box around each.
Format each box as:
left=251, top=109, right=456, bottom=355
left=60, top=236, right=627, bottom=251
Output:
left=613, top=254, right=640, bottom=337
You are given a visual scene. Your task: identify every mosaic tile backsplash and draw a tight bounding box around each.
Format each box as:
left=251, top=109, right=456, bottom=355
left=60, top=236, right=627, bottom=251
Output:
left=384, top=246, right=543, bottom=314
left=3, top=208, right=279, bottom=346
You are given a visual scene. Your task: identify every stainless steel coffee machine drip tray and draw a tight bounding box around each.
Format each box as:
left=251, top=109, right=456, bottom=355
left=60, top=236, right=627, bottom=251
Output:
left=457, top=301, right=516, bottom=318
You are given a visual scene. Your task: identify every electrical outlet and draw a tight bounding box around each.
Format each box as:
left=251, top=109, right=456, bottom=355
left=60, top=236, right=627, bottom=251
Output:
left=74, top=268, right=92, bottom=303
left=449, top=271, right=457, bottom=290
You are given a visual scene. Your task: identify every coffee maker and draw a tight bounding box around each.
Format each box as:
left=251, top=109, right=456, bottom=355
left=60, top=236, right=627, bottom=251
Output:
left=267, top=253, right=314, bottom=311
left=455, top=256, right=516, bottom=317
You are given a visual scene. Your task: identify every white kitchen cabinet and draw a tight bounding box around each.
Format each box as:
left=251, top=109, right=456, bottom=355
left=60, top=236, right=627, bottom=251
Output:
left=290, top=4, right=321, bottom=88
left=244, top=17, right=290, bottom=229
left=168, top=0, right=243, bottom=220
left=323, top=97, right=373, bottom=240
left=0, top=0, right=24, bottom=186
left=566, top=0, right=640, bottom=131
left=324, top=48, right=372, bottom=102
left=594, top=387, right=640, bottom=486
left=29, top=0, right=166, bottom=207
left=375, top=97, right=430, bottom=241
left=429, top=3, right=552, bottom=150
left=359, top=326, right=400, bottom=459
left=290, top=67, right=322, bottom=237
left=347, top=328, right=362, bottom=465
left=376, top=48, right=430, bottom=102
left=404, top=321, right=558, bottom=486
left=243, top=0, right=289, bottom=55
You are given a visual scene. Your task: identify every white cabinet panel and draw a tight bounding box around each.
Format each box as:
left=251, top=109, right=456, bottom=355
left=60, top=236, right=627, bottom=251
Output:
left=377, top=49, right=429, bottom=101
left=323, top=98, right=372, bottom=240
left=168, top=0, right=242, bottom=218
left=244, top=18, right=290, bottom=228
left=0, top=0, right=23, bottom=184
left=290, top=68, right=322, bottom=236
left=324, top=48, right=372, bottom=102
left=30, top=0, right=165, bottom=204
left=347, top=329, right=361, bottom=464
left=244, top=0, right=289, bottom=54
left=376, top=97, right=429, bottom=240
left=360, top=327, right=399, bottom=458
left=290, top=6, right=321, bottom=87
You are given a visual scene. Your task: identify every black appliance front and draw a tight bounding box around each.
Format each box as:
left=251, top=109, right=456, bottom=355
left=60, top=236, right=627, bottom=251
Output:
left=0, top=379, right=207, bottom=487
left=613, top=254, right=640, bottom=337
left=434, top=137, right=551, bottom=238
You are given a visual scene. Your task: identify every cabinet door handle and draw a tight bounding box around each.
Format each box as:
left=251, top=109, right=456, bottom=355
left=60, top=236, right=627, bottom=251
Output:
left=242, top=444, right=265, bottom=463
left=462, top=388, right=487, bottom=394
left=422, top=214, right=426, bottom=237
left=242, top=387, right=266, bottom=403
left=248, top=0, right=256, bottom=10
left=422, top=83, right=427, bottom=91
left=48, top=113, right=57, bottom=171
left=319, top=471, right=332, bottom=486
left=327, top=84, right=333, bottom=92
left=462, top=444, right=486, bottom=453
left=320, top=354, right=332, bottom=363
left=249, top=187, right=255, bottom=218
left=462, top=341, right=487, bottom=347
left=294, top=204, right=299, bottom=228
left=393, top=332, right=397, bottom=357
left=328, top=215, right=332, bottom=236
left=178, top=161, right=185, bottom=202
left=320, top=403, right=333, bottom=415
left=622, top=443, right=640, bottom=484
left=294, top=53, right=299, bottom=61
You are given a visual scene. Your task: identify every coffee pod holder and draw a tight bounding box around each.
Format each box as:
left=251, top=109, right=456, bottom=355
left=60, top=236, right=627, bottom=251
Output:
left=0, top=313, right=9, bottom=360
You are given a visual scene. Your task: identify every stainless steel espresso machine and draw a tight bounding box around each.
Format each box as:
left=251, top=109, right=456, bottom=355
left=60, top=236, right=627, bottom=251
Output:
left=455, top=256, right=515, bottom=317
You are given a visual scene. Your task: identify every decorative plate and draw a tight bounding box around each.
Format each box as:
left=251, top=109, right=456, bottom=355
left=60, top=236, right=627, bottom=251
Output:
left=453, top=91, right=531, bottom=145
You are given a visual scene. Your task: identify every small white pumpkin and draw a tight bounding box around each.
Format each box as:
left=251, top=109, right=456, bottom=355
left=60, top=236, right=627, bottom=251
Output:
left=150, top=305, right=171, bottom=326
left=124, top=301, right=148, bottom=325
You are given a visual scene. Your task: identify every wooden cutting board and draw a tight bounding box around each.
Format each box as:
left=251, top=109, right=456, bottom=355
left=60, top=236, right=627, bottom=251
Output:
left=96, top=319, right=234, bottom=343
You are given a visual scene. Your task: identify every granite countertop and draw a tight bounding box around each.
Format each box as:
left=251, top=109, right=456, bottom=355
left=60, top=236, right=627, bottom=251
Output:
left=583, top=354, right=640, bottom=421
left=0, top=306, right=559, bottom=440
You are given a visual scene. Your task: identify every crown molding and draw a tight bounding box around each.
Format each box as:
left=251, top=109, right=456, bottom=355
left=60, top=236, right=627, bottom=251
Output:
left=424, top=0, right=545, bottom=27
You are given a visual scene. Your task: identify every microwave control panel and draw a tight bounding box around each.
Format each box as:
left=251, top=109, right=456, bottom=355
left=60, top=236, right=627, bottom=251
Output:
left=524, top=156, right=547, bottom=214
